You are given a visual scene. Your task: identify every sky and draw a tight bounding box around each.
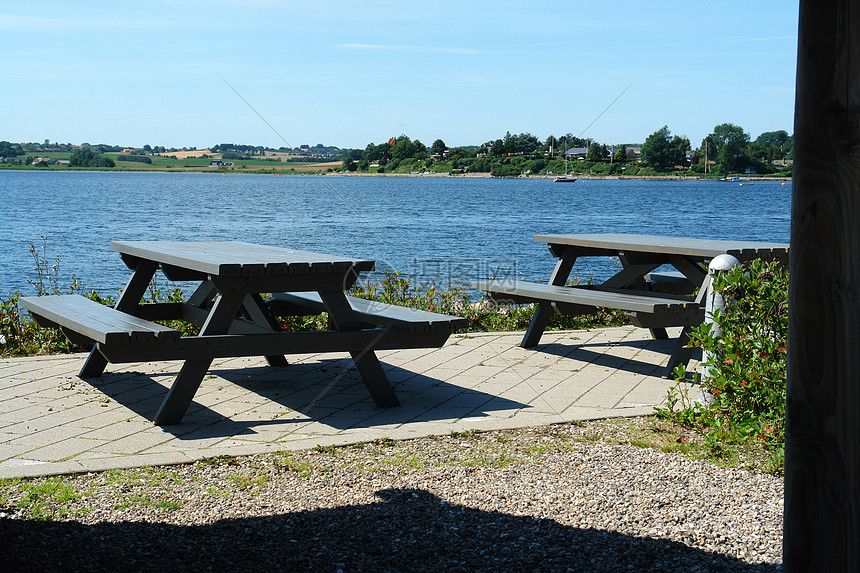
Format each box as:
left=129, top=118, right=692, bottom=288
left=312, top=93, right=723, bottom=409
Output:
left=3, top=1, right=799, bottom=151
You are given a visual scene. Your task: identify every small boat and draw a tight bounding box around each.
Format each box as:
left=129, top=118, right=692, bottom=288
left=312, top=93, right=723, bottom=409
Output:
left=738, top=182, right=754, bottom=186
left=554, top=142, right=577, bottom=183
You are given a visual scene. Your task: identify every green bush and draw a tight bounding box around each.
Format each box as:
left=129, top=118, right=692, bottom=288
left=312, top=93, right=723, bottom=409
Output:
left=349, top=271, right=627, bottom=333
left=659, top=258, right=788, bottom=471
left=117, top=155, right=152, bottom=164
left=490, top=163, right=521, bottom=177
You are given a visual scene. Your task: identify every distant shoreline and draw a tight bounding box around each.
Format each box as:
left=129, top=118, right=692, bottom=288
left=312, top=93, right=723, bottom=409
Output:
left=0, top=166, right=791, bottom=182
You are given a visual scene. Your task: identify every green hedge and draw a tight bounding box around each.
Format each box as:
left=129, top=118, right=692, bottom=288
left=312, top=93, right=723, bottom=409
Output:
left=117, top=155, right=152, bottom=164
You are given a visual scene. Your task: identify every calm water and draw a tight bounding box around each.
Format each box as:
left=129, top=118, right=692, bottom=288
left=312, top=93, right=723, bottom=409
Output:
left=0, top=171, right=791, bottom=297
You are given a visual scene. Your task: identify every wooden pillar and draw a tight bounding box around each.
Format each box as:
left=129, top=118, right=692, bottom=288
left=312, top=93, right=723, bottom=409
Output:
left=785, top=1, right=860, bottom=570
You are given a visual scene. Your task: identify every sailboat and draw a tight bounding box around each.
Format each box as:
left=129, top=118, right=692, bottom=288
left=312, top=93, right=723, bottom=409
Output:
left=554, top=142, right=577, bottom=182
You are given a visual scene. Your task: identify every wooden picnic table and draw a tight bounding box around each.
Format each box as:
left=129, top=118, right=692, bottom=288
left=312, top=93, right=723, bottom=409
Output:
left=473, top=233, right=789, bottom=375
left=21, top=241, right=466, bottom=425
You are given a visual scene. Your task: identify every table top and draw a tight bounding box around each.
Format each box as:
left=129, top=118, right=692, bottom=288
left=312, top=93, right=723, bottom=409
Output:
left=533, top=233, right=789, bottom=259
left=111, top=241, right=375, bottom=277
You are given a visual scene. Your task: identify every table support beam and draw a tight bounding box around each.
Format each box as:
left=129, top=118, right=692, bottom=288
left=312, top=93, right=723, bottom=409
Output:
left=154, top=293, right=245, bottom=425
left=241, top=293, right=288, bottom=367
left=521, top=247, right=578, bottom=348
left=319, top=290, right=400, bottom=407
left=80, top=260, right=157, bottom=378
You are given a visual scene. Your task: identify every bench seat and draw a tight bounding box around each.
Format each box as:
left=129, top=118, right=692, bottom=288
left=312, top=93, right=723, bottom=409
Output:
left=472, top=280, right=699, bottom=315
left=271, top=292, right=468, bottom=333
left=20, top=294, right=179, bottom=345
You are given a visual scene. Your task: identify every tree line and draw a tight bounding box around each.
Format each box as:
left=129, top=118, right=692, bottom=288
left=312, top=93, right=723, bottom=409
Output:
left=340, top=125, right=793, bottom=177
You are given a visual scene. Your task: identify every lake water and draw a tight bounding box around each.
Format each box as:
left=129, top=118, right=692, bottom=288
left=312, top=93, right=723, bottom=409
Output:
left=0, top=171, right=791, bottom=298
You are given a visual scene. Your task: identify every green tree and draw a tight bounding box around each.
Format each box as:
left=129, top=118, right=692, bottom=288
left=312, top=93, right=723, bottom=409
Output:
left=706, top=123, right=751, bottom=172
left=392, top=136, right=416, bottom=161
left=412, top=139, right=427, bottom=158
left=750, top=130, right=793, bottom=163
left=641, top=126, right=674, bottom=170
left=430, top=139, right=447, bottom=156
left=0, top=141, right=23, bottom=157
left=69, top=148, right=115, bottom=168
left=671, top=135, right=691, bottom=167
left=588, top=142, right=607, bottom=161
left=641, top=128, right=690, bottom=170
left=69, top=148, right=96, bottom=166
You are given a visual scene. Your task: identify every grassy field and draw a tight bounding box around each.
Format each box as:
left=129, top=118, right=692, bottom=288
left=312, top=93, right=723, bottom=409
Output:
left=2, top=150, right=342, bottom=173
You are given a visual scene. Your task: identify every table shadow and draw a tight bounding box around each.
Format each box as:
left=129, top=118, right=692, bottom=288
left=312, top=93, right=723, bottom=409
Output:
left=533, top=338, right=701, bottom=377
left=87, top=358, right=527, bottom=439
left=1, top=487, right=778, bottom=572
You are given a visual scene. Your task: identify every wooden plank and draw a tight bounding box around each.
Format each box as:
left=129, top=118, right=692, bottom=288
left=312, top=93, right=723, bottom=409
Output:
left=473, top=281, right=698, bottom=314
left=210, top=272, right=362, bottom=296
left=535, top=234, right=789, bottom=260
left=273, top=292, right=468, bottom=332
left=784, top=1, right=860, bottom=570
left=20, top=295, right=178, bottom=345
left=97, top=328, right=453, bottom=363
left=111, top=241, right=374, bottom=277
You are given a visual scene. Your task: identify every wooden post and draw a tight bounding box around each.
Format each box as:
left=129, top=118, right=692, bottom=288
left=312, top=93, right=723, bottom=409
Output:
left=785, top=1, right=860, bottom=570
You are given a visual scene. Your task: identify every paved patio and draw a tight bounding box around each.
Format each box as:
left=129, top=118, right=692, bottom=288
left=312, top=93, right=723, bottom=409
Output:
left=0, top=327, right=701, bottom=479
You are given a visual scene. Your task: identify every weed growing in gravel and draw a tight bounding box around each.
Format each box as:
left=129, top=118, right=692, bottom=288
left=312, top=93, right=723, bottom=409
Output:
left=314, top=444, right=340, bottom=454
left=273, top=452, right=313, bottom=476
left=228, top=473, right=269, bottom=491
left=7, top=476, right=85, bottom=521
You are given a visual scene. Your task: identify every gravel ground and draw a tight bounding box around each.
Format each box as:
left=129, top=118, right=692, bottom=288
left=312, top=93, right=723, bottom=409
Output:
left=0, top=418, right=783, bottom=572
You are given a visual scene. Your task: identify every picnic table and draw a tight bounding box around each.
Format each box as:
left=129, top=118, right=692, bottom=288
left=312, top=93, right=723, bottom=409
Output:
left=21, top=241, right=466, bottom=425
left=473, top=233, right=789, bottom=375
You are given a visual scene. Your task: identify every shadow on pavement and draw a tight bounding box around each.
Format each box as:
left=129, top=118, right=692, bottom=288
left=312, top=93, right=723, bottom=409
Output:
left=86, top=358, right=527, bottom=439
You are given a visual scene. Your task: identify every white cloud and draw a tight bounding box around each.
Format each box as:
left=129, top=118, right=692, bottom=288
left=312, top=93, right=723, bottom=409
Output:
left=339, top=43, right=484, bottom=55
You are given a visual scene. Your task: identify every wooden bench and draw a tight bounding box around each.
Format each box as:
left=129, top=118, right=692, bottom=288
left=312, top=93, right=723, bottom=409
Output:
left=473, top=280, right=700, bottom=320
left=644, top=271, right=697, bottom=296
left=473, top=279, right=703, bottom=375
left=20, top=294, right=179, bottom=346
left=270, top=292, right=469, bottom=333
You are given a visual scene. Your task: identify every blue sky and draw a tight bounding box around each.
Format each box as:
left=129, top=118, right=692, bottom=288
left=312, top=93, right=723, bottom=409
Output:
left=3, top=1, right=798, bottom=150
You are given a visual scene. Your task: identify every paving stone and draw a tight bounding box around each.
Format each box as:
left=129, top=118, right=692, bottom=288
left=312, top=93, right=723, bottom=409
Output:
left=0, top=328, right=695, bottom=478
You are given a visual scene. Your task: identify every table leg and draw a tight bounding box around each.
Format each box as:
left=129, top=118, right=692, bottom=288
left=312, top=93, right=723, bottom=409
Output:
left=187, top=280, right=218, bottom=307
left=153, top=293, right=245, bottom=425
left=665, top=321, right=697, bottom=377
left=242, top=293, right=288, bottom=366
left=522, top=302, right=553, bottom=348
left=318, top=290, right=400, bottom=407
left=520, top=247, right=578, bottom=348
left=80, top=260, right=157, bottom=378
left=649, top=327, right=669, bottom=340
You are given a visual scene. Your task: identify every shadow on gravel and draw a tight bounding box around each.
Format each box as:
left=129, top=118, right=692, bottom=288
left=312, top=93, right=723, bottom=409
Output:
left=1, top=487, right=779, bottom=572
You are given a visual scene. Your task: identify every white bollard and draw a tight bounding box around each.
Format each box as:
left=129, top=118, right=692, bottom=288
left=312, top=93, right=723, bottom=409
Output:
left=702, top=254, right=740, bottom=382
